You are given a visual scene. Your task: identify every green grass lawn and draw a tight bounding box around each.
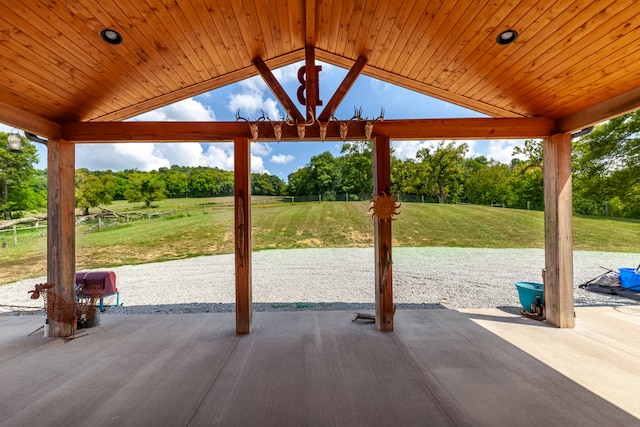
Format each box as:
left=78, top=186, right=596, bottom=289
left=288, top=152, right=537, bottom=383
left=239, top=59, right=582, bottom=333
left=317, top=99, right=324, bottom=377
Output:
left=1, top=200, right=639, bottom=284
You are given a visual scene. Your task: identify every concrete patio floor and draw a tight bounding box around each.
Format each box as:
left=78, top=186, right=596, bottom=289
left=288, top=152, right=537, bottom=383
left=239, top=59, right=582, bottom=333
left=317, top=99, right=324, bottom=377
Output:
left=1, top=306, right=639, bottom=426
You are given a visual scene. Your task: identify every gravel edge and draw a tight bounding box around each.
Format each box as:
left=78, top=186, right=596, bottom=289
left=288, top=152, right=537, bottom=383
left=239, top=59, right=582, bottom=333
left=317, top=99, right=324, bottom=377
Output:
left=1, top=247, right=638, bottom=316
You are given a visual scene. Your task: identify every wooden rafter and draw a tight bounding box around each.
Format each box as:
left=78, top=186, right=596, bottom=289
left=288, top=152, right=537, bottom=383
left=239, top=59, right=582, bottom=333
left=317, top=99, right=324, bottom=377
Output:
left=61, top=117, right=556, bottom=143
left=0, top=101, right=61, bottom=138
left=252, top=56, right=305, bottom=122
left=317, top=56, right=367, bottom=122
left=557, top=85, right=640, bottom=133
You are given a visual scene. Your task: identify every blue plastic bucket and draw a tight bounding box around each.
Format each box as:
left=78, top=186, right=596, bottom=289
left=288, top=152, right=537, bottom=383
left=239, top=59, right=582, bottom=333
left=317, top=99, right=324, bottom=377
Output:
left=515, top=281, right=544, bottom=312
left=619, top=268, right=640, bottom=290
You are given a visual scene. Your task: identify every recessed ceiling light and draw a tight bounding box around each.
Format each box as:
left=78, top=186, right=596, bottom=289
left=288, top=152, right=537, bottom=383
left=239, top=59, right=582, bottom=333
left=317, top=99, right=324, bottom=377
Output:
left=100, top=29, right=123, bottom=45
left=496, top=30, right=518, bottom=45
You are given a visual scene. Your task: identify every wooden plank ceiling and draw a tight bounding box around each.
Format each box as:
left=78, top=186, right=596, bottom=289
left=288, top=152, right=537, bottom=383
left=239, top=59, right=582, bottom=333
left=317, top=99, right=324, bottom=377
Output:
left=1, top=0, right=640, bottom=135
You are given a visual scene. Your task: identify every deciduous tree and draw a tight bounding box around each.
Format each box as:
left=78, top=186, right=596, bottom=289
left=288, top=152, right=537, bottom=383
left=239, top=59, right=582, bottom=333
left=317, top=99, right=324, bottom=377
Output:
left=0, top=133, right=41, bottom=219
left=124, top=172, right=167, bottom=208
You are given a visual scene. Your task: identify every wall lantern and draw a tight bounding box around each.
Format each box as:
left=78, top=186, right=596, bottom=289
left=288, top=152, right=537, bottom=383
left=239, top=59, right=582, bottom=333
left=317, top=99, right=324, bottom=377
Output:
left=496, top=30, right=518, bottom=45
left=7, top=129, right=23, bottom=152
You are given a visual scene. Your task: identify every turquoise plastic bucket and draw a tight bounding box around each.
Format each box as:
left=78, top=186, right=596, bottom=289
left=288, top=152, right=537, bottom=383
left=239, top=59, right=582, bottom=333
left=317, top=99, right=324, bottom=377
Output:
left=515, top=281, right=544, bottom=312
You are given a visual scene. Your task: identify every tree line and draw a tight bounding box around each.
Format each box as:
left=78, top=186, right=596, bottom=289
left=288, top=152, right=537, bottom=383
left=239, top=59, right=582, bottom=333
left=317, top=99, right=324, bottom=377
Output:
left=1, top=110, right=640, bottom=219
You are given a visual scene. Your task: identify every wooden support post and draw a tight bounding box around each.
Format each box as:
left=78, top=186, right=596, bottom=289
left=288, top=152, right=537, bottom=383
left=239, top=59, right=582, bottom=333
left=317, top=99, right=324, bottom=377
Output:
left=543, top=133, right=574, bottom=328
left=47, top=137, right=76, bottom=337
left=234, top=137, right=252, bottom=334
left=305, top=45, right=318, bottom=120
left=373, top=135, right=394, bottom=332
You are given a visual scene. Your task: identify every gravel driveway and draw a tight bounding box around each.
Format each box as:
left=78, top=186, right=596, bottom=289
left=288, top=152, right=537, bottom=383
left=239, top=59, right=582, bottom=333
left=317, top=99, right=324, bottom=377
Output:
left=1, top=248, right=638, bottom=315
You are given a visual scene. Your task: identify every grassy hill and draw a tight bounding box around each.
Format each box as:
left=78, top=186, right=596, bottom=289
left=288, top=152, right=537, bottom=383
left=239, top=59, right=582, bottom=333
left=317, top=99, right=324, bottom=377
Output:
left=1, top=199, right=639, bottom=284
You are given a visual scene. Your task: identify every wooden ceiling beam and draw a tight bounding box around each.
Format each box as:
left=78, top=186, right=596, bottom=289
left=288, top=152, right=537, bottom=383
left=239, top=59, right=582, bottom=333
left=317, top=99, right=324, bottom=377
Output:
left=252, top=56, right=305, bottom=122
left=62, top=121, right=247, bottom=142
left=0, top=101, right=61, bottom=138
left=61, top=117, right=555, bottom=143
left=317, top=55, right=368, bottom=122
left=374, top=117, right=556, bottom=140
left=556, top=85, right=640, bottom=133
left=305, top=0, right=316, bottom=45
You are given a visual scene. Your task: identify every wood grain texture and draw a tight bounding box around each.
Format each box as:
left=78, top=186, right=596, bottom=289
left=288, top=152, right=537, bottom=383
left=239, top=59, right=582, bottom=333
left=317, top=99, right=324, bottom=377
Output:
left=543, top=133, right=574, bottom=328
left=373, top=134, right=394, bottom=332
left=234, top=137, right=252, bottom=335
left=1, top=1, right=640, bottom=129
left=61, top=117, right=556, bottom=142
left=46, top=137, right=76, bottom=337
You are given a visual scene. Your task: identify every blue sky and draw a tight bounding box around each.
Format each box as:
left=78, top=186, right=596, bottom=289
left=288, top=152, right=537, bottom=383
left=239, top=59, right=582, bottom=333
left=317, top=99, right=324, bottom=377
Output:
left=1, top=61, right=529, bottom=182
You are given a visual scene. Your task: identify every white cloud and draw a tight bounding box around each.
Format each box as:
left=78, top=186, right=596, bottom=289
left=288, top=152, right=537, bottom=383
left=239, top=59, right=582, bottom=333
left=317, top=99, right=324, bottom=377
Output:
left=73, top=98, right=223, bottom=171
left=273, top=62, right=302, bottom=84
left=251, top=154, right=268, bottom=174
left=229, top=64, right=303, bottom=120
left=371, top=79, right=392, bottom=95
left=201, top=143, right=235, bottom=170
left=239, top=75, right=267, bottom=94
left=391, top=139, right=525, bottom=164
left=152, top=143, right=206, bottom=167
left=477, top=139, right=527, bottom=164
left=271, top=154, right=294, bottom=164
left=200, top=143, right=268, bottom=174
left=75, top=141, right=269, bottom=173
left=228, top=92, right=280, bottom=119
left=76, top=143, right=170, bottom=172
left=391, top=140, right=419, bottom=160
left=391, top=140, right=436, bottom=160
left=251, top=142, right=272, bottom=157
left=133, top=98, right=216, bottom=121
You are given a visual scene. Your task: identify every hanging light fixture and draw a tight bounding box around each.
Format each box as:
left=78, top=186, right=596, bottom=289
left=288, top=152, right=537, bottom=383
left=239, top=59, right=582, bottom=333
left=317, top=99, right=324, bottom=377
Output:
left=7, top=129, right=23, bottom=152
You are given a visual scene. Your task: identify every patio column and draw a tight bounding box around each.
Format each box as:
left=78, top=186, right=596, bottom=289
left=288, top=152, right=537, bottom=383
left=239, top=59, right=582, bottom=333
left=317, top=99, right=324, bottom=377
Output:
left=543, top=132, right=574, bottom=328
left=47, top=137, right=76, bottom=337
left=373, top=134, right=394, bottom=332
left=234, top=137, right=252, bottom=334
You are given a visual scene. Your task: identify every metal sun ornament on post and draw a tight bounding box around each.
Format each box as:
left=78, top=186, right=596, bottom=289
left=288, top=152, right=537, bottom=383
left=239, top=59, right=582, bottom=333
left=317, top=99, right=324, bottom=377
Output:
left=369, top=191, right=401, bottom=223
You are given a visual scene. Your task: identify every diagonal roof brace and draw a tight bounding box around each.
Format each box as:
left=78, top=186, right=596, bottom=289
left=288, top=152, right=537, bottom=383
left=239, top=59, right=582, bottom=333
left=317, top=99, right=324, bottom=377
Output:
left=252, top=57, right=305, bottom=122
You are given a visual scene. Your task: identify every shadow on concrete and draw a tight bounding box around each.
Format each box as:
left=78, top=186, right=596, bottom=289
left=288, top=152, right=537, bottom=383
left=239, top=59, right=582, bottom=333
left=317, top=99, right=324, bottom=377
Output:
left=1, top=307, right=638, bottom=426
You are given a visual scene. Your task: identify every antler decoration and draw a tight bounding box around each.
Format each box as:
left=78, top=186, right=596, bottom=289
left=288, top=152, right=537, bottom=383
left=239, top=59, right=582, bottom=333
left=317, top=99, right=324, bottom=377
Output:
left=318, top=121, right=329, bottom=140
left=369, top=191, right=401, bottom=223
left=365, top=107, right=385, bottom=139
left=332, top=106, right=365, bottom=141
left=236, top=110, right=266, bottom=141
left=269, top=114, right=285, bottom=141
left=286, top=108, right=315, bottom=140
left=317, top=108, right=335, bottom=140
left=352, top=106, right=385, bottom=139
